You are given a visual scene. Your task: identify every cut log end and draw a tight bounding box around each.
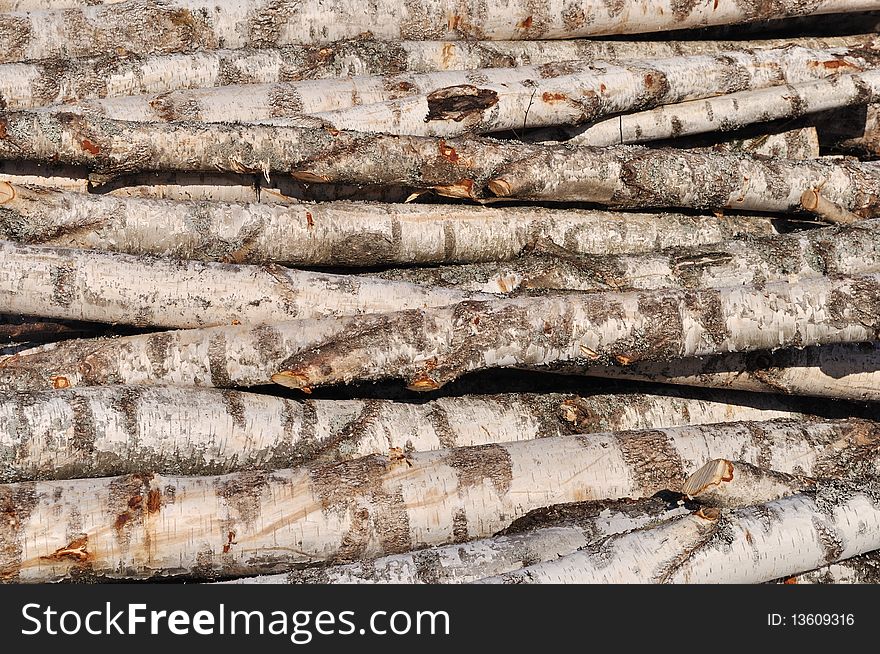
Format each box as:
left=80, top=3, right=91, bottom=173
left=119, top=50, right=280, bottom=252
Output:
left=0, top=181, right=15, bottom=203
left=270, top=370, right=310, bottom=390
left=682, top=459, right=734, bottom=497
left=800, top=188, right=860, bottom=224
left=488, top=178, right=512, bottom=197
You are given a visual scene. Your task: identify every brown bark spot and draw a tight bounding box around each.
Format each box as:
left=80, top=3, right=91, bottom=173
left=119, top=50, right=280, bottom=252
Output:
left=108, top=473, right=154, bottom=549
left=146, top=488, right=162, bottom=514
left=448, top=444, right=513, bottom=495
left=0, top=118, right=6, bottom=139
left=217, top=470, right=271, bottom=526
left=305, top=211, right=314, bottom=228
left=518, top=16, right=533, bottom=29
left=0, top=482, right=38, bottom=581
left=222, top=530, right=236, bottom=554
left=438, top=140, right=460, bottom=163
left=542, top=92, right=567, bottom=103
left=80, top=139, right=101, bottom=155
left=51, top=375, right=71, bottom=389
left=614, top=430, right=686, bottom=495
left=425, top=85, right=498, bottom=123
left=452, top=508, right=469, bottom=542
left=41, top=535, right=90, bottom=562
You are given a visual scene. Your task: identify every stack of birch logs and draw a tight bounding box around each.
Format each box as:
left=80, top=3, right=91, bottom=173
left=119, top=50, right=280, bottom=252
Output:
left=1, top=0, right=880, bottom=585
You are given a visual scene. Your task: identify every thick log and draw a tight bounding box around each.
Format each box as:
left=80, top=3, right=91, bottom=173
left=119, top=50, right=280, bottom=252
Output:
left=270, top=273, right=880, bottom=392
left=2, top=418, right=876, bottom=582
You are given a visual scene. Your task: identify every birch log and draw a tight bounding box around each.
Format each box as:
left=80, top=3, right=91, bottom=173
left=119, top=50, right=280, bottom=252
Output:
left=701, top=126, right=820, bottom=160
left=4, top=37, right=878, bottom=111
left=480, top=479, right=880, bottom=584
left=3, top=112, right=878, bottom=209
left=3, top=419, right=877, bottom=582
left=375, top=219, right=880, bottom=294
left=1, top=0, right=877, bottom=64
left=271, top=273, right=880, bottom=392
left=0, top=240, right=484, bottom=328
left=581, top=342, right=880, bottom=403
left=299, top=47, right=880, bottom=136
left=487, top=145, right=880, bottom=214
left=778, top=551, right=880, bottom=584
left=0, top=184, right=781, bottom=266
left=556, top=70, right=880, bottom=147
left=222, top=497, right=691, bottom=584
left=682, top=459, right=813, bottom=508
left=0, top=388, right=830, bottom=482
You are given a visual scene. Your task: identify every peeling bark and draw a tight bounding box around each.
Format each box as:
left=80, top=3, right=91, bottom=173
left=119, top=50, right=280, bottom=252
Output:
left=2, top=419, right=876, bottom=582
left=0, top=240, right=482, bottom=328
left=480, top=478, right=880, bottom=584
left=0, top=183, right=780, bottom=266
left=580, top=342, right=880, bottom=403
left=271, top=273, right=880, bottom=392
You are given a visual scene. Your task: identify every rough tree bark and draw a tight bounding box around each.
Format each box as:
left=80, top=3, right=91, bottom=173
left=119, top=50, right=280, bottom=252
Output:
left=221, top=497, right=691, bottom=584
left=0, top=183, right=780, bottom=266
left=0, top=388, right=831, bottom=482
left=3, top=35, right=879, bottom=111
left=309, top=47, right=877, bottom=137
left=0, top=240, right=483, bottom=328
left=270, top=273, right=880, bottom=392
left=580, top=342, right=880, bottom=403
left=0, top=0, right=876, bottom=64
left=777, top=551, right=880, bottom=584
left=479, top=478, right=880, bottom=584
left=2, top=419, right=876, bottom=581
left=487, top=145, right=880, bottom=214
left=556, top=70, right=880, bottom=147
left=3, top=112, right=878, bottom=209
left=374, top=219, right=880, bottom=294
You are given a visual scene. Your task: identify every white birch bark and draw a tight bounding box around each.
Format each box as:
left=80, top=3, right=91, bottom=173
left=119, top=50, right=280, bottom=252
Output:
left=221, top=497, right=691, bottom=584
left=311, top=47, right=879, bottom=137
left=581, top=342, right=880, bottom=403
left=0, top=161, right=89, bottom=193
left=270, top=273, right=880, bottom=392
left=0, top=183, right=780, bottom=266
left=374, top=218, right=880, bottom=294
left=682, top=459, right=813, bottom=508
left=3, top=36, right=876, bottom=111
left=777, top=551, right=880, bottom=584
left=705, top=127, right=820, bottom=160
left=4, top=112, right=877, bottom=209
left=0, top=387, right=828, bottom=482
left=1, top=0, right=877, bottom=64
left=2, top=419, right=875, bottom=582
left=558, top=70, right=880, bottom=147
left=0, top=240, right=483, bottom=328
left=488, top=144, right=880, bottom=214
left=480, top=479, right=880, bottom=584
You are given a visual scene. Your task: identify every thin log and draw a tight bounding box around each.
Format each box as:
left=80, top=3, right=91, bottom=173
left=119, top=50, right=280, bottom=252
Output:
left=800, top=188, right=861, bottom=224
left=220, top=497, right=691, bottom=584
left=1, top=0, right=876, bottom=64
left=270, top=273, right=880, bottom=392
left=309, top=47, right=879, bottom=137
left=376, top=218, right=880, bottom=294
left=0, top=240, right=481, bottom=328
left=2, top=419, right=876, bottom=582
left=555, top=70, right=880, bottom=147
left=702, top=126, right=820, bottom=159
left=682, top=459, right=813, bottom=508
left=580, top=342, right=880, bottom=403
left=778, top=551, right=880, bottom=584
left=0, top=183, right=781, bottom=266
left=487, top=145, right=880, bottom=214
left=4, top=36, right=877, bottom=111
left=479, top=478, right=880, bottom=584
left=0, top=388, right=830, bottom=482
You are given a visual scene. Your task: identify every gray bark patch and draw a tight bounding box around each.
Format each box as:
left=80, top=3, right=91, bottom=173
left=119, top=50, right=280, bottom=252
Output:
left=0, top=481, right=37, bottom=581
left=50, top=264, right=75, bottom=307
left=69, top=393, right=97, bottom=454
left=208, top=332, right=231, bottom=387
left=448, top=444, right=513, bottom=495
left=452, top=508, right=469, bottom=543
left=217, top=470, right=271, bottom=526
left=220, top=390, right=247, bottom=430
